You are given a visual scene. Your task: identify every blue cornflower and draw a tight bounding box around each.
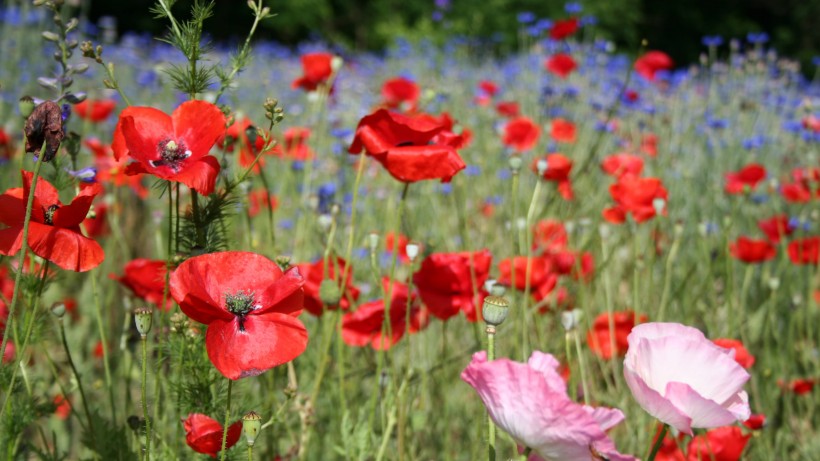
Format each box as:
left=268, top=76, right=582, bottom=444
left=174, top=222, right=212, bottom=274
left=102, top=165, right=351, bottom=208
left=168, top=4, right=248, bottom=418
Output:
left=702, top=35, right=724, bottom=47
left=747, top=32, right=769, bottom=44
left=564, top=2, right=583, bottom=14
left=517, top=12, right=536, bottom=24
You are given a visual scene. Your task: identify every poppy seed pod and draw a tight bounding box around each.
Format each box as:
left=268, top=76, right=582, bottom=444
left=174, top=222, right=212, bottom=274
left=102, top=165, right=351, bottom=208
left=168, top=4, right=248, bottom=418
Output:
left=508, top=155, right=523, bottom=172
left=51, top=302, right=67, bottom=318
left=318, top=279, right=342, bottom=307
left=482, top=295, right=510, bottom=326
left=24, top=100, right=64, bottom=161
left=134, top=307, right=153, bottom=337
left=242, top=411, right=262, bottom=446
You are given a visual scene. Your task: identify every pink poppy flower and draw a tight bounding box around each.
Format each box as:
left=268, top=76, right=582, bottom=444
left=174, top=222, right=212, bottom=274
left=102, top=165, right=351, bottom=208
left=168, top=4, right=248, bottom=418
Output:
left=624, top=323, right=751, bottom=435
left=462, top=350, right=638, bottom=461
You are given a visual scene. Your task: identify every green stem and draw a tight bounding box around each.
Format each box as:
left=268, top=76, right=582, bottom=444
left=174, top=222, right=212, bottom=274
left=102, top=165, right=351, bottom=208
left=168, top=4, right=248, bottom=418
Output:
left=91, top=272, right=116, bottom=422
left=521, top=179, right=543, bottom=359
left=647, top=424, right=669, bottom=461
left=220, top=380, right=234, bottom=461
left=248, top=444, right=253, bottom=461
left=487, top=329, right=496, bottom=461
left=0, top=149, right=46, bottom=365
left=141, top=336, right=151, bottom=461
left=60, top=319, right=99, bottom=456
left=191, top=189, right=206, bottom=250
left=572, top=331, right=590, bottom=405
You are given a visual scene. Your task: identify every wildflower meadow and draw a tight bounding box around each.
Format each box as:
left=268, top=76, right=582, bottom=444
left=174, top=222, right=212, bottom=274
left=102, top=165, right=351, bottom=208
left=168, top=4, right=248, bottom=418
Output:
left=0, top=0, right=819, bottom=460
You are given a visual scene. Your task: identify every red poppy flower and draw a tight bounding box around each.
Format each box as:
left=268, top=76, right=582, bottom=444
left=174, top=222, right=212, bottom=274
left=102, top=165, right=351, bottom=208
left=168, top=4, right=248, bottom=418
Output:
left=549, top=17, right=578, bottom=40
left=803, top=115, right=820, bottom=133
left=74, top=98, right=117, bottom=122
left=478, top=80, right=499, bottom=97
left=113, top=258, right=172, bottom=310
left=686, top=426, right=750, bottom=461
left=279, top=127, right=314, bottom=161
left=247, top=189, right=278, bottom=218
left=602, top=176, right=668, bottom=224
left=545, top=53, right=577, bottom=79
left=634, top=51, right=674, bottom=81
left=183, top=413, right=242, bottom=458
left=93, top=340, right=105, bottom=359
left=221, top=117, right=271, bottom=171
left=87, top=137, right=149, bottom=198
left=757, top=214, right=794, bottom=243
left=0, top=128, right=14, bottom=160
left=385, top=232, right=411, bottom=263
left=412, top=112, right=472, bottom=149
left=532, top=154, right=573, bottom=199
left=83, top=202, right=109, bottom=238
left=602, top=153, right=644, bottom=178
left=349, top=109, right=466, bottom=183
left=112, top=101, right=226, bottom=195
left=787, top=237, right=820, bottom=265
left=341, top=278, right=428, bottom=350
left=742, top=413, right=766, bottom=430
left=729, top=237, right=776, bottom=264
left=641, top=133, right=658, bottom=157
left=533, top=219, right=568, bottom=252
left=498, top=256, right=558, bottom=301
left=295, top=257, right=360, bottom=316
left=170, top=251, right=308, bottom=380
left=495, top=101, right=520, bottom=118
left=53, top=395, right=71, bottom=420
left=551, top=250, right=594, bottom=281
left=413, top=249, right=492, bottom=322
left=0, top=171, right=104, bottom=272
left=550, top=118, right=576, bottom=143
left=725, top=163, right=766, bottom=194
left=651, top=429, right=685, bottom=461
left=2, top=341, right=14, bottom=364
left=713, top=338, right=755, bottom=369
left=381, top=77, right=420, bottom=112
left=502, top=116, right=541, bottom=152
left=586, top=310, right=647, bottom=360
left=779, top=378, right=816, bottom=395
left=292, top=52, right=335, bottom=92
left=781, top=182, right=813, bottom=203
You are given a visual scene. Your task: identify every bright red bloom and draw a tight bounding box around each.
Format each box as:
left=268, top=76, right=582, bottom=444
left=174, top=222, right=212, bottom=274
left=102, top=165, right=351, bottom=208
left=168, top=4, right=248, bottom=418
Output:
left=787, top=237, right=820, bottom=265
left=641, top=133, right=658, bottom=157
left=686, top=426, right=750, bottom=461
left=413, top=249, right=492, bottom=322
left=729, top=237, right=776, bottom=263
left=222, top=117, right=271, bottom=171
left=381, top=77, right=420, bottom=112
left=532, top=154, right=573, bottom=199
left=725, top=163, right=766, bottom=194
left=502, top=116, right=540, bottom=152
left=550, top=118, right=576, bottom=143
left=781, top=182, right=813, bottom=203
left=295, top=257, right=360, bottom=316
left=586, top=310, right=647, bottom=360
left=341, top=278, right=428, bottom=350
left=292, top=52, right=335, bottom=92
left=634, top=51, right=674, bottom=81
left=170, top=251, right=308, bottom=380
left=113, top=258, right=172, bottom=310
left=0, top=128, right=14, bottom=160
left=602, top=176, right=668, bottom=224
left=549, top=17, right=578, bottom=40
left=2, top=341, right=14, bottom=363
left=412, top=112, right=472, bottom=149
left=545, top=53, right=577, bottom=78
left=74, top=99, right=116, bottom=122
left=83, top=202, right=109, bottom=238
left=713, top=338, right=755, bottom=369
left=651, top=425, right=685, bottom=461
left=779, top=378, right=816, bottom=395
left=551, top=250, right=594, bottom=281
left=602, top=153, right=644, bottom=178
left=533, top=219, right=568, bottom=252
left=498, top=256, right=558, bottom=301
left=112, top=101, right=226, bottom=195
left=349, top=109, right=466, bottom=183
left=478, top=80, right=499, bottom=97
left=803, top=115, right=820, bottom=133
left=183, top=413, right=242, bottom=458
left=495, top=101, right=520, bottom=118
left=385, top=232, right=411, bottom=263
left=87, top=137, right=149, bottom=198
left=247, top=189, right=278, bottom=218
left=0, top=171, right=104, bottom=271
left=743, top=413, right=766, bottom=430
left=53, top=395, right=71, bottom=420
left=758, top=214, right=794, bottom=243
left=280, top=127, right=314, bottom=161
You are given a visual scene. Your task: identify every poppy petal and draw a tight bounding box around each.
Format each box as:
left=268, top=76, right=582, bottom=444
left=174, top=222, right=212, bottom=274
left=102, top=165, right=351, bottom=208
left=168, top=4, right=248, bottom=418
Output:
left=26, top=222, right=104, bottom=272
left=118, top=107, right=173, bottom=163
left=53, top=182, right=103, bottom=228
left=0, top=226, right=24, bottom=256
left=172, top=155, right=220, bottom=195
left=172, top=100, right=226, bottom=160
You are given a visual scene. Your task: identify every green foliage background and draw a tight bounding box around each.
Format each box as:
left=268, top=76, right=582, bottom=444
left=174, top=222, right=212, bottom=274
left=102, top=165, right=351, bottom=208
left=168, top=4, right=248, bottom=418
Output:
left=85, top=0, right=819, bottom=68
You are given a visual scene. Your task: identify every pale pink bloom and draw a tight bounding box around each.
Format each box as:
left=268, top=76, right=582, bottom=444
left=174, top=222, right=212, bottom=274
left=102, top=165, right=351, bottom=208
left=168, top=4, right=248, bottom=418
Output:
left=461, top=351, right=637, bottom=461
left=624, top=322, right=751, bottom=435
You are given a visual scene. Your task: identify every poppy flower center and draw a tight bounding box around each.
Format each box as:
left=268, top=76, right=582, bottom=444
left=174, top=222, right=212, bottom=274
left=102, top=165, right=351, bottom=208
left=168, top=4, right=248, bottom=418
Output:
left=151, top=139, right=192, bottom=172
left=43, top=204, right=60, bottom=225
left=225, top=290, right=259, bottom=331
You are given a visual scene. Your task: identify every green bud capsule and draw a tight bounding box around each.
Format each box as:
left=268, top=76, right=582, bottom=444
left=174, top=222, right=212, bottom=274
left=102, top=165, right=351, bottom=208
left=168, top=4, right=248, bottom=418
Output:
left=242, top=411, right=262, bottom=446
left=134, top=307, right=153, bottom=337
left=508, top=156, right=523, bottom=173
left=482, top=295, right=510, bottom=327
left=319, top=279, right=342, bottom=307
left=51, top=302, right=66, bottom=318
left=18, top=96, right=35, bottom=119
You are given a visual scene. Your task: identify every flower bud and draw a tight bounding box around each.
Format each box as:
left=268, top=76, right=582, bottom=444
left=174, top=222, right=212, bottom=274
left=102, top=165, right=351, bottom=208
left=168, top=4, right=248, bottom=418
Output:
left=51, top=302, right=66, bottom=318
left=331, top=56, right=344, bottom=72
left=482, top=295, right=510, bottom=327
left=368, top=232, right=379, bottom=252
left=508, top=156, right=523, bottom=173
left=242, top=411, right=262, bottom=447
left=18, top=96, right=35, bottom=119
left=275, top=255, right=291, bottom=271
left=405, top=243, right=420, bottom=261
left=134, top=307, right=153, bottom=338
left=652, top=198, right=666, bottom=216
left=319, top=279, right=342, bottom=307
left=561, top=309, right=583, bottom=332
left=536, top=159, right=548, bottom=176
